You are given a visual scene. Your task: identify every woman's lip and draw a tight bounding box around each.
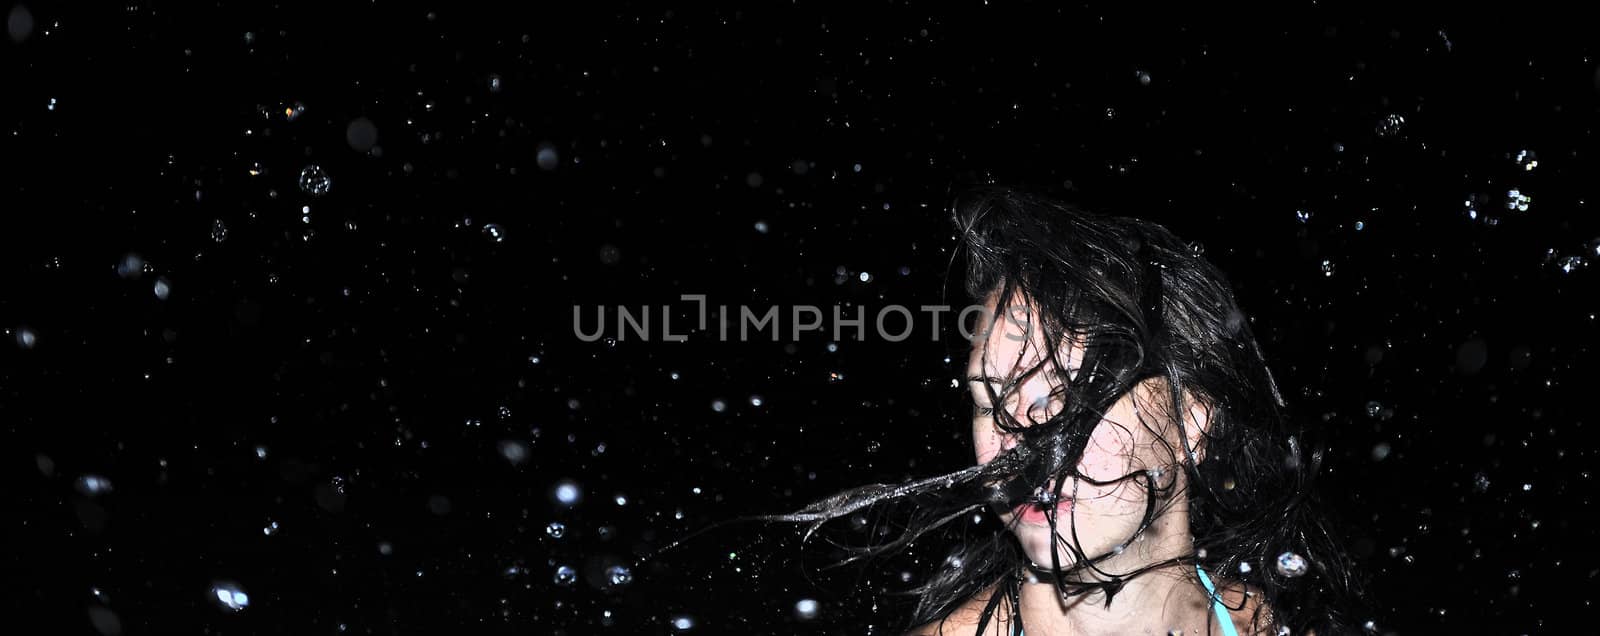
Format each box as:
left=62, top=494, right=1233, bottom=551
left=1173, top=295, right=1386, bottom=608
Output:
left=1013, top=499, right=1072, bottom=525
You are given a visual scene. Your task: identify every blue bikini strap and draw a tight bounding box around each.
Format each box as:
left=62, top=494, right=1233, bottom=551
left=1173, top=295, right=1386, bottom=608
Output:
left=1195, top=563, right=1241, bottom=636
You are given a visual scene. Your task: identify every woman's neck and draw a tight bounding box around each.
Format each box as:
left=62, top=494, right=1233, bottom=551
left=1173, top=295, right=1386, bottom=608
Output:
left=1015, top=561, right=1206, bottom=634
left=1013, top=515, right=1216, bottom=634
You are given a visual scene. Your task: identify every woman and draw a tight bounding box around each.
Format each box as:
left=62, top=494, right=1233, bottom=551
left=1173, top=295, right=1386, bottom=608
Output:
left=779, top=186, right=1368, bottom=635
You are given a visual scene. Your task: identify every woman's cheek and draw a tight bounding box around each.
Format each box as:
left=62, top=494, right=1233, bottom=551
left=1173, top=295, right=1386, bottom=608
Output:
left=973, top=431, right=998, bottom=465
left=1078, top=424, right=1134, bottom=482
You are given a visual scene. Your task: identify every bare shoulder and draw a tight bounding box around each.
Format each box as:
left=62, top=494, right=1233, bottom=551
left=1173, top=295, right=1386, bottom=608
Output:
left=904, top=584, right=1005, bottom=636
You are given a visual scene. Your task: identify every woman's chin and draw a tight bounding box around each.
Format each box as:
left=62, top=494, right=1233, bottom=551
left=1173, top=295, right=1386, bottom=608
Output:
left=1012, top=527, right=1082, bottom=571
left=1024, top=552, right=1082, bottom=573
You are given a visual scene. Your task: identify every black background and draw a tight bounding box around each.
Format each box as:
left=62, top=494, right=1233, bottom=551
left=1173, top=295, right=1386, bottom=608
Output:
left=4, top=4, right=1597, bottom=634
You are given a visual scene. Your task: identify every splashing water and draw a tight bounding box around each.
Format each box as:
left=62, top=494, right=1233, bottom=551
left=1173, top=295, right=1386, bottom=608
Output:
left=1276, top=551, right=1309, bottom=577
left=210, top=581, right=250, bottom=611
left=75, top=475, right=114, bottom=496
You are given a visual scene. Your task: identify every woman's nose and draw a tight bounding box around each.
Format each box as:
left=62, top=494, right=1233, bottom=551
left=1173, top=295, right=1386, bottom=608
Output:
left=1013, top=394, right=1053, bottom=425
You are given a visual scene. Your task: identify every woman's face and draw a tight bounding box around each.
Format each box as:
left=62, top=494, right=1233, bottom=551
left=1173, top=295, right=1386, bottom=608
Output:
left=967, top=291, right=1202, bottom=571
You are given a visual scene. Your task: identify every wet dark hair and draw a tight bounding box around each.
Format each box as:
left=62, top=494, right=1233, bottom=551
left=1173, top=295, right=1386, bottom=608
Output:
left=771, top=185, right=1371, bottom=634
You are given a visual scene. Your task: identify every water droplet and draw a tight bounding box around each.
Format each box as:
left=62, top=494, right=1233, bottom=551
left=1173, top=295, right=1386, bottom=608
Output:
left=87, top=606, right=119, bottom=635
left=484, top=223, right=506, bottom=243
left=859, top=271, right=872, bottom=282
left=488, top=74, right=503, bottom=93
left=1375, top=113, right=1405, bottom=137
left=1238, top=561, right=1252, bottom=574
left=210, top=581, right=250, bottom=611
left=298, top=165, right=331, bottom=196
left=605, top=564, right=633, bottom=587
left=211, top=219, right=228, bottom=242
left=553, top=479, right=582, bottom=507
left=1506, top=189, right=1531, bottom=212
left=15, top=327, right=37, bottom=349
left=754, top=220, right=769, bottom=234
left=1515, top=149, right=1537, bottom=171
left=75, top=474, right=114, bottom=496
left=262, top=521, right=279, bottom=536
left=498, top=440, right=528, bottom=465
left=333, top=116, right=379, bottom=154
left=1275, top=551, right=1308, bottom=577
left=8, top=5, right=35, bottom=44
left=116, top=253, right=145, bottom=279
left=378, top=541, right=394, bottom=555
left=748, top=395, right=764, bottom=407
left=1320, top=260, right=1335, bottom=277
left=614, top=493, right=628, bottom=506
left=153, top=278, right=171, bottom=300
left=1371, top=442, right=1391, bottom=461
left=536, top=144, right=559, bottom=171
left=545, top=522, right=565, bottom=539
left=670, top=615, right=696, bottom=631
left=1365, top=401, right=1382, bottom=418
left=1556, top=255, right=1587, bottom=273
left=794, top=598, right=820, bottom=620
left=1295, top=210, right=1312, bottom=223
left=254, top=445, right=268, bottom=459
left=1473, top=472, right=1490, bottom=493
left=711, top=399, right=727, bottom=413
